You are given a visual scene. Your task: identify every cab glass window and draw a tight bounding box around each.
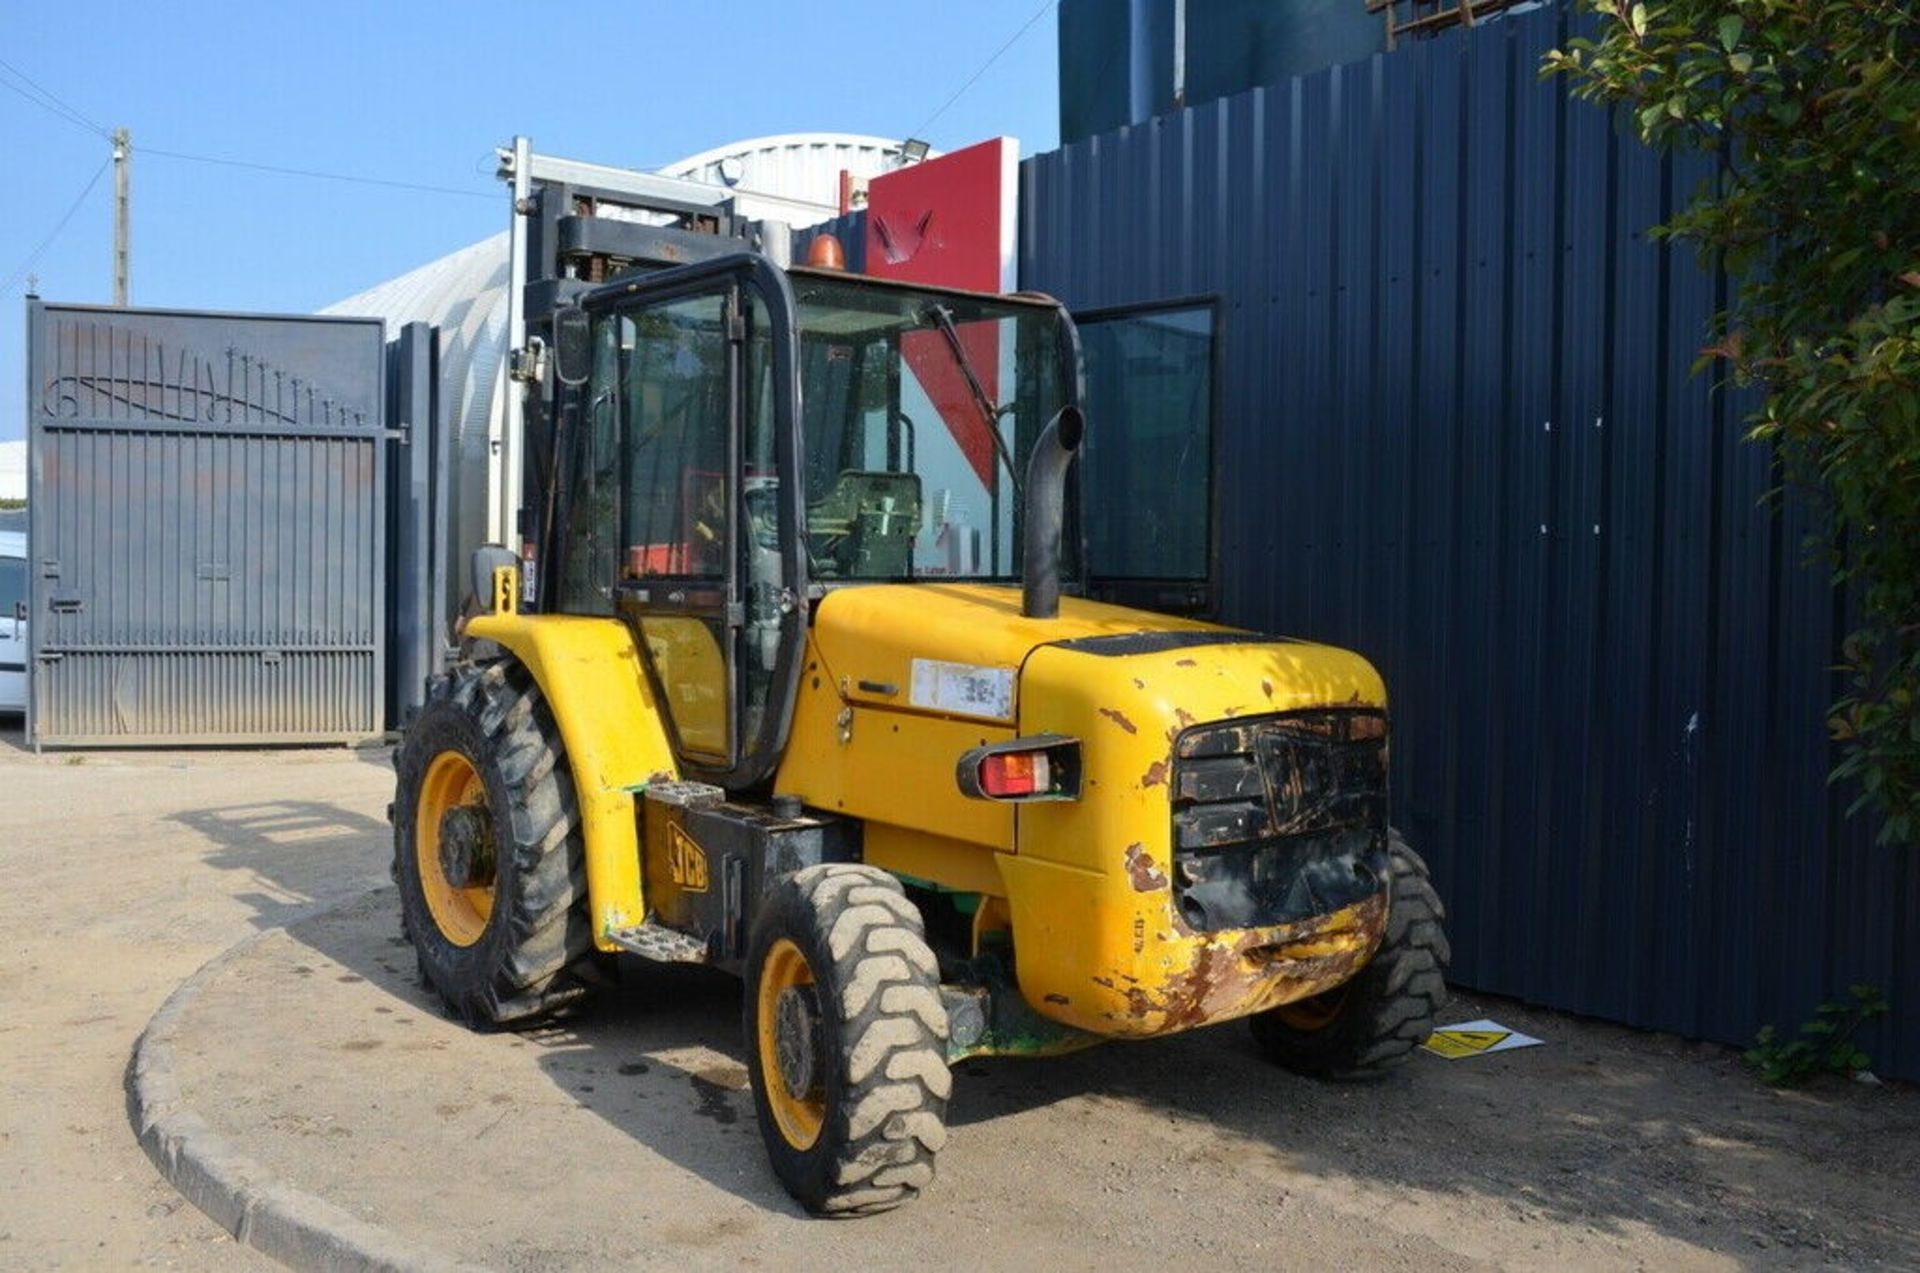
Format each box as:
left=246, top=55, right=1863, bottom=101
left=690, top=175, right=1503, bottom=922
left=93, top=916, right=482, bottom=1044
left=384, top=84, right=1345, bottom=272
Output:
left=1077, top=302, right=1214, bottom=581
left=621, top=293, right=732, bottom=579
left=790, top=275, right=1072, bottom=583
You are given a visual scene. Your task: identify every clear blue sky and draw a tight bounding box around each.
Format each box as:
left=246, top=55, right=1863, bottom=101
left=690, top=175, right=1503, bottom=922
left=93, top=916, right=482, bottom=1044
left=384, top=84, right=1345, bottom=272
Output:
left=2, top=0, right=1060, bottom=442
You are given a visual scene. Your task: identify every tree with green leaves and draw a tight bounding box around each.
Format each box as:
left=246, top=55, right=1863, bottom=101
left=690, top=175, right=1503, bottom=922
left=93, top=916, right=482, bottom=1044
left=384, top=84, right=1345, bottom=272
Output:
left=1546, top=0, right=1919, bottom=844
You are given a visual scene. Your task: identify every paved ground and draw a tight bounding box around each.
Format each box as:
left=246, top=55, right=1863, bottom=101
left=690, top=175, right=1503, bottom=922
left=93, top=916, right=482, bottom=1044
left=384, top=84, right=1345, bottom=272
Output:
left=4, top=725, right=1918, bottom=1270
left=0, top=724, right=391, bottom=1270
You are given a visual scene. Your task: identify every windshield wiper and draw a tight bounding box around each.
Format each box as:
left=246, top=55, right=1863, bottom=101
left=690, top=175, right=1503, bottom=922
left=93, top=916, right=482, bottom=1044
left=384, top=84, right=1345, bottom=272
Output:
left=923, top=303, right=1021, bottom=495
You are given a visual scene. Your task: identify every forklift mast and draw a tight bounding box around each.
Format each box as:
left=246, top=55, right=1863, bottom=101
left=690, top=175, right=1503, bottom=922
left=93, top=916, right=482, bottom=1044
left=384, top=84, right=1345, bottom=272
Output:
left=493, top=138, right=794, bottom=600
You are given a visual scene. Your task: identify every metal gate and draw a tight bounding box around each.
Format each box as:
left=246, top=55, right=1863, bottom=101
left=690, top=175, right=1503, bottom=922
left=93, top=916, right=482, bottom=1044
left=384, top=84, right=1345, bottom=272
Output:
left=26, top=303, right=387, bottom=745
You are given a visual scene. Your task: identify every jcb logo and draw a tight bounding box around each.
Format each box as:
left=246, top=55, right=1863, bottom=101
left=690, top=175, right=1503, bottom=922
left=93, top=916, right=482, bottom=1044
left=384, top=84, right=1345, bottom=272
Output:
left=667, top=823, right=709, bottom=892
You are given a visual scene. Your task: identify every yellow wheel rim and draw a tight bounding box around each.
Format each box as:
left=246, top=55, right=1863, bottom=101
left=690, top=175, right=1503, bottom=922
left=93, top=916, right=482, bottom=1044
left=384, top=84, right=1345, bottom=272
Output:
left=1274, top=985, right=1350, bottom=1033
left=756, top=937, right=825, bottom=1151
left=415, top=750, right=495, bottom=947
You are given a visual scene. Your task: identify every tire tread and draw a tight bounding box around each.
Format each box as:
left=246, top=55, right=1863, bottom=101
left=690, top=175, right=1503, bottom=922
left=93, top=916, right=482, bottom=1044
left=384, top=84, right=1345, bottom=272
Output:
left=747, top=864, right=949, bottom=1216
left=394, top=660, right=597, bottom=1028
left=1250, top=831, right=1450, bottom=1080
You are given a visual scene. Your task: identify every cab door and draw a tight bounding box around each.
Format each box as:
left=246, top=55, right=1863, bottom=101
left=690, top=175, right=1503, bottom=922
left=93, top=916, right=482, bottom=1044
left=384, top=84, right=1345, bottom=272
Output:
left=1074, top=296, right=1219, bottom=616
left=554, top=261, right=806, bottom=789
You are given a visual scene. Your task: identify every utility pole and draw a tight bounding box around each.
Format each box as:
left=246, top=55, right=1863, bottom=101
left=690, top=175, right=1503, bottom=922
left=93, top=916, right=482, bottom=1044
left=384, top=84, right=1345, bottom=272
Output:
left=112, top=127, right=130, bottom=306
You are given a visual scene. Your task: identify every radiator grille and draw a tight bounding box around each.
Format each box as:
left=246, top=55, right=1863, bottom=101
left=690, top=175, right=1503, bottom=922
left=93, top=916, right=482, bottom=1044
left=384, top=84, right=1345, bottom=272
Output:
left=1169, top=710, right=1389, bottom=931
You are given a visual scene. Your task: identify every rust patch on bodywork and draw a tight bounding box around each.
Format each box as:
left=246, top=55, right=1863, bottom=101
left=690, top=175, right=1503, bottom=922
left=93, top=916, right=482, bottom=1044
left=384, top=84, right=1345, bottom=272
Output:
left=1101, top=891, right=1389, bottom=1035
left=1164, top=706, right=1199, bottom=747
left=1099, top=707, right=1139, bottom=734
left=1175, top=658, right=1198, bottom=668
left=1123, top=843, right=1169, bottom=892
left=1140, top=759, right=1168, bottom=788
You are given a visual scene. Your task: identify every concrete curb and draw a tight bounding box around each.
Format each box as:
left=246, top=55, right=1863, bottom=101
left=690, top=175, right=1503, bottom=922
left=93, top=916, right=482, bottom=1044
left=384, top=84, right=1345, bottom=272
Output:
left=127, top=893, right=490, bottom=1273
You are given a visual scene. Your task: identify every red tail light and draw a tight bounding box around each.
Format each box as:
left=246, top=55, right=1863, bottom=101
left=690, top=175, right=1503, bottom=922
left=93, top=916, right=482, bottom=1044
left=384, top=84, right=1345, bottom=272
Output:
left=980, top=751, right=1048, bottom=798
left=957, top=736, right=1081, bottom=802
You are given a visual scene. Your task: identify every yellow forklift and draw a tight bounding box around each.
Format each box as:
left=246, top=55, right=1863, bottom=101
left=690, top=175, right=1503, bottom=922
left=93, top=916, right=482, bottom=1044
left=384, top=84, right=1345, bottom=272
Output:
left=394, top=214, right=1448, bottom=1215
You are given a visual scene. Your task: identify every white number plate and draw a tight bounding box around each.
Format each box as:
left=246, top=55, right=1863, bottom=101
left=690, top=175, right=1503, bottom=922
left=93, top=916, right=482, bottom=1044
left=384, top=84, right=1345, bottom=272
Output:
left=909, top=659, right=1015, bottom=720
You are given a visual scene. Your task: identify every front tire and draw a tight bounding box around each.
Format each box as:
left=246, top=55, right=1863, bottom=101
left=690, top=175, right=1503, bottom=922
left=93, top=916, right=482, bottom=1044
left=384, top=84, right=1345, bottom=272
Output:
left=744, top=865, right=951, bottom=1216
left=1249, top=832, right=1450, bottom=1079
left=393, top=660, right=596, bottom=1027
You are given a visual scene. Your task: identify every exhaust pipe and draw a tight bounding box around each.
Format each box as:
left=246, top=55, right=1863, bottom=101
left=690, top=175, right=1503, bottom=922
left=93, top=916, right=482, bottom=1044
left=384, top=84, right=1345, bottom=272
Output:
left=1021, top=405, right=1085, bottom=619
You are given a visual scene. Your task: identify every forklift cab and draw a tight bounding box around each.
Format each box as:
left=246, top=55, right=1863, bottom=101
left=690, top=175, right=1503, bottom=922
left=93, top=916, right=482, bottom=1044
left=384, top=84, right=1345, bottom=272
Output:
left=543, top=255, right=1080, bottom=790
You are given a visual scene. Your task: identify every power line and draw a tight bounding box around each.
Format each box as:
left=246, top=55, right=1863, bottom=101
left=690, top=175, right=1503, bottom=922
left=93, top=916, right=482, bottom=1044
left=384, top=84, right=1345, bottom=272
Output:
left=0, top=56, right=110, bottom=138
left=139, top=145, right=498, bottom=199
left=909, top=0, right=1057, bottom=141
left=2, top=159, right=110, bottom=295
left=1, top=56, right=495, bottom=201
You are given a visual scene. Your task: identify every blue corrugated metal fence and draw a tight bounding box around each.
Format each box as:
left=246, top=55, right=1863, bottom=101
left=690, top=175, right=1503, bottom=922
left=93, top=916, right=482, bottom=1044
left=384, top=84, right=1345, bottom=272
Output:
left=1020, top=4, right=1918, bottom=1077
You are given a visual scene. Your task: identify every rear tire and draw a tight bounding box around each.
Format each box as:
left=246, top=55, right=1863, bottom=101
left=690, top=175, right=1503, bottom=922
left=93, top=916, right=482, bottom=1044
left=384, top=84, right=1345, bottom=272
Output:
left=1249, top=832, right=1449, bottom=1079
left=744, top=865, right=950, bottom=1216
left=392, top=660, right=597, bottom=1027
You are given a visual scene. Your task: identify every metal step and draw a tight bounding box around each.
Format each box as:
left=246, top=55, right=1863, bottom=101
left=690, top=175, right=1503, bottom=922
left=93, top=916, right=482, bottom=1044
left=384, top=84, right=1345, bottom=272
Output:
left=607, top=921, right=711, bottom=965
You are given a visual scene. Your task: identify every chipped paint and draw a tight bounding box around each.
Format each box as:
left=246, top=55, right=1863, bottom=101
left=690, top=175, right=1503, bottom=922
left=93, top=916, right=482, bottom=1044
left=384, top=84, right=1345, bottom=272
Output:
left=1123, top=843, right=1169, bottom=892
left=1098, top=707, right=1139, bottom=735
left=1005, top=632, right=1389, bottom=1041
left=1101, top=891, right=1389, bottom=1035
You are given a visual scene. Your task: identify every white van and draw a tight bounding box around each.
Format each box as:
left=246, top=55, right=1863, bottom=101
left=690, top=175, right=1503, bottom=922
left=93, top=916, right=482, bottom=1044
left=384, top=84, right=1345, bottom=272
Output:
left=0, top=530, right=25, bottom=715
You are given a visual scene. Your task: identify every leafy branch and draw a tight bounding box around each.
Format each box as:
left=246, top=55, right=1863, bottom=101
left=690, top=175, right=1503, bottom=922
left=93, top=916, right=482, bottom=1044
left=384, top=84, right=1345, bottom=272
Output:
left=1744, top=984, right=1888, bottom=1087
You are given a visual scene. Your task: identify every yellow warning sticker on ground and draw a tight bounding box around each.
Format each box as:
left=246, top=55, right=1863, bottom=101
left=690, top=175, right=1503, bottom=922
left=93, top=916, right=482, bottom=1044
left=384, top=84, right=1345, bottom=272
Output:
left=1425, top=1029, right=1511, bottom=1058
left=1421, top=1019, right=1542, bottom=1060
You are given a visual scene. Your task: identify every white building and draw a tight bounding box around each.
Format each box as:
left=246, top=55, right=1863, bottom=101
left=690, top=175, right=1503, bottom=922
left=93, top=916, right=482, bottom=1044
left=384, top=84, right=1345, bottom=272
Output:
left=0, top=440, right=25, bottom=503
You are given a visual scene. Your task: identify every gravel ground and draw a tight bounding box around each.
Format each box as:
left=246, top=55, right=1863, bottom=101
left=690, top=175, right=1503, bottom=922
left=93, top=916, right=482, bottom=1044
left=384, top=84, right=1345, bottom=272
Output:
left=2, top=724, right=1916, bottom=1270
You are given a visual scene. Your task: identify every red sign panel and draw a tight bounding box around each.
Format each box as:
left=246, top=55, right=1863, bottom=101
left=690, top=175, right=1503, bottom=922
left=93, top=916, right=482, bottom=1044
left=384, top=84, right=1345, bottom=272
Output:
left=865, top=137, right=1018, bottom=292
left=864, top=138, right=1019, bottom=487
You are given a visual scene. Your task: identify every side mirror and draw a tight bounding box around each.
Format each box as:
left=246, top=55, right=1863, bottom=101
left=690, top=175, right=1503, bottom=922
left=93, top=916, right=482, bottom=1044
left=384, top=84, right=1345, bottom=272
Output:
left=553, top=305, right=592, bottom=387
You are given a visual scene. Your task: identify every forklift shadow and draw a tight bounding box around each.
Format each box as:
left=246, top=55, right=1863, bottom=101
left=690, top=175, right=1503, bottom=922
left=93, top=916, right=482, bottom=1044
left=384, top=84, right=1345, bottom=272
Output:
left=153, top=790, right=1392, bottom=1220
left=155, top=798, right=1312, bottom=1215
left=150, top=812, right=1920, bottom=1262
left=933, top=1002, right=1920, bottom=1270
left=312, top=892, right=819, bottom=1214
left=156, top=796, right=1920, bottom=1254
left=161, top=796, right=808, bottom=1212
left=169, top=799, right=393, bottom=933
left=516, top=962, right=815, bottom=1214
left=939, top=1016, right=1305, bottom=1132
